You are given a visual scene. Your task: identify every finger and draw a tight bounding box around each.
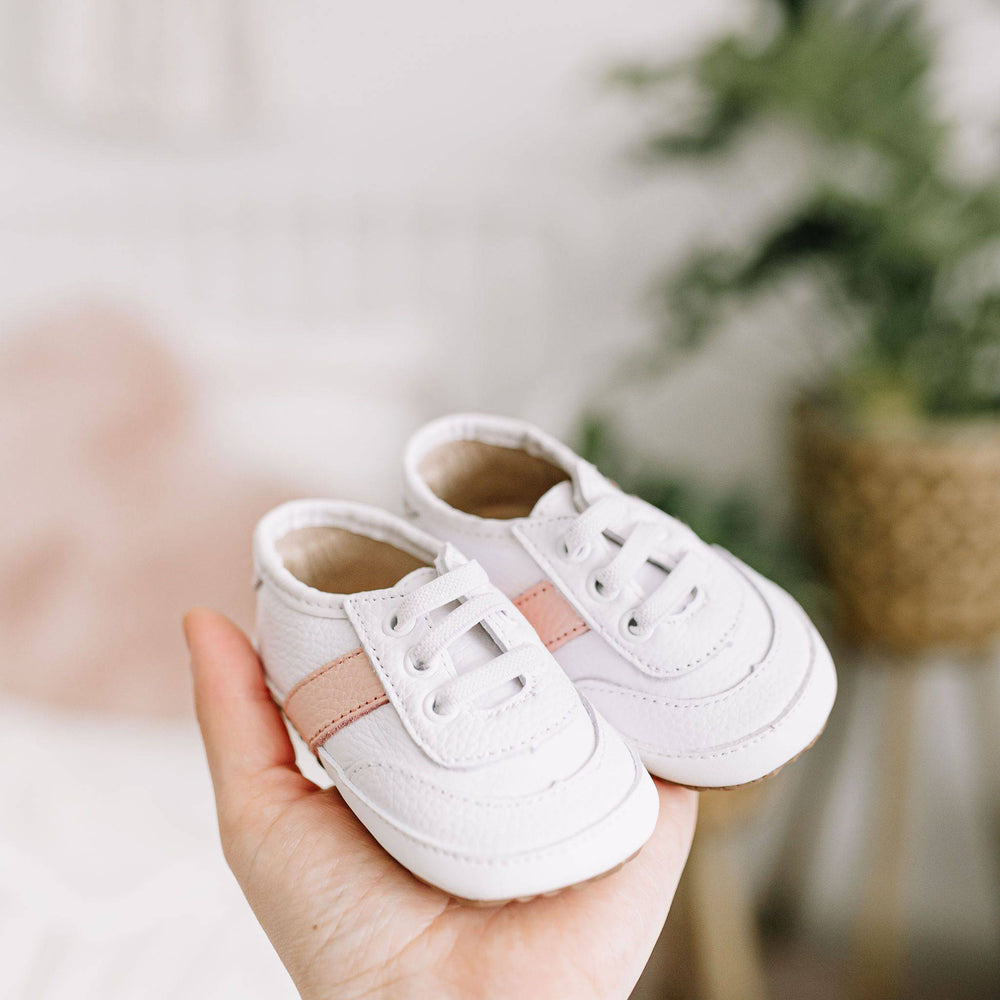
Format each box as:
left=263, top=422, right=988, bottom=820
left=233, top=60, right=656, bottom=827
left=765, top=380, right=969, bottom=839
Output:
left=588, top=779, right=697, bottom=913
left=490, top=778, right=697, bottom=969
left=184, top=607, right=306, bottom=805
left=647, top=780, right=699, bottom=871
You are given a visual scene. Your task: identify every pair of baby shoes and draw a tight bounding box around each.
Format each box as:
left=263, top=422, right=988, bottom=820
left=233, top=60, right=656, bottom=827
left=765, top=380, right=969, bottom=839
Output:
left=253, top=414, right=837, bottom=903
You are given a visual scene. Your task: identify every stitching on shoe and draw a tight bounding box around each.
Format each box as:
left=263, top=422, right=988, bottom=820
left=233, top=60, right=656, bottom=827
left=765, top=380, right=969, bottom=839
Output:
left=283, top=647, right=390, bottom=749
left=578, top=610, right=826, bottom=763
left=576, top=591, right=807, bottom=713
left=621, top=658, right=821, bottom=761
left=307, top=695, right=388, bottom=747
left=345, top=729, right=610, bottom=809
left=548, top=622, right=589, bottom=646
left=337, top=757, right=648, bottom=868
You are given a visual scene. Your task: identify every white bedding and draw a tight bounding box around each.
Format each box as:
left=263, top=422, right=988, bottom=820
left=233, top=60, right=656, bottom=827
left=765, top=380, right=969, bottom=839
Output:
left=0, top=697, right=297, bottom=1000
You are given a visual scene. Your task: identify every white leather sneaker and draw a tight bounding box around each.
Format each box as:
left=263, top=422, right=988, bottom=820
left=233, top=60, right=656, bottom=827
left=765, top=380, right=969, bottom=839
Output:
left=253, top=500, right=658, bottom=902
left=403, top=414, right=837, bottom=789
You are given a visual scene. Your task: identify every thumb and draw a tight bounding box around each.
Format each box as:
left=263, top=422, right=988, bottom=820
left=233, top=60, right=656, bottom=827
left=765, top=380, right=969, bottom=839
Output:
left=184, top=608, right=311, bottom=818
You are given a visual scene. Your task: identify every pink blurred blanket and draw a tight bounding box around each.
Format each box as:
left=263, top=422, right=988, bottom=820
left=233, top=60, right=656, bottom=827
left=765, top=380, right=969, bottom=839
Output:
left=0, top=305, right=286, bottom=717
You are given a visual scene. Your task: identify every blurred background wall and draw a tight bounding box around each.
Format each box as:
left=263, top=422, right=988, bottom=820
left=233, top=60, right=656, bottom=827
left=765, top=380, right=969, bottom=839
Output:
left=0, top=0, right=746, bottom=490
left=1, top=0, right=999, bottom=997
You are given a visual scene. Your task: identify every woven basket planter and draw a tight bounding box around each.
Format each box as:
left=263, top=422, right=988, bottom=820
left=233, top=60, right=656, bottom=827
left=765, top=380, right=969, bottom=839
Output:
left=792, top=399, right=1000, bottom=652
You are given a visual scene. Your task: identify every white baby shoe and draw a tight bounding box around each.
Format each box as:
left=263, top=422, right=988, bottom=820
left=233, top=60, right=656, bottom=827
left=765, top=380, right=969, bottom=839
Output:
left=403, top=414, right=837, bottom=789
left=253, top=500, right=658, bottom=902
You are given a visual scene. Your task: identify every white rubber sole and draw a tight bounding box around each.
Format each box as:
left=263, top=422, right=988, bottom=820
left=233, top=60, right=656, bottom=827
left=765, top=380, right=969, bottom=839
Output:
left=316, top=745, right=660, bottom=904
left=634, top=621, right=837, bottom=788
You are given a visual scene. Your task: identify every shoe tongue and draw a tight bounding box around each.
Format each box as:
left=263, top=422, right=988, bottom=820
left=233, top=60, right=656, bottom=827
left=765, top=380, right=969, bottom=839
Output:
left=530, top=479, right=580, bottom=517
left=530, top=465, right=618, bottom=519
left=393, top=565, right=439, bottom=592
left=531, top=473, right=668, bottom=596
left=573, top=462, right=619, bottom=505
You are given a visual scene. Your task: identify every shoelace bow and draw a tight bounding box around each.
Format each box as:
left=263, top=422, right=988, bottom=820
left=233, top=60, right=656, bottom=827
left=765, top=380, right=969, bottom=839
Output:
left=388, top=561, right=535, bottom=717
left=558, top=494, right=703, bottom=637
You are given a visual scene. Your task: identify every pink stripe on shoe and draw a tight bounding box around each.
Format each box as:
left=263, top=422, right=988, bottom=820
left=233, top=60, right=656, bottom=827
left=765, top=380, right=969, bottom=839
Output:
left=514, top=581, right=589, bottom=652
left=284, top=647, right=388, bottom=752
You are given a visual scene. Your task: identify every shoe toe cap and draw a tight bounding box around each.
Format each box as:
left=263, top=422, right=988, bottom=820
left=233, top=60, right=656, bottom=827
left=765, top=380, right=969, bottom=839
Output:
left=577, top=553, right=837, bottom=785
left=341, top=703, right=652, bottom=858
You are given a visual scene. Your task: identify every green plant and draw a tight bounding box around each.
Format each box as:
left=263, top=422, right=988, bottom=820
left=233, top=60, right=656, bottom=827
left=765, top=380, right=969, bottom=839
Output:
left=614, top=0, right=1000, bottom=420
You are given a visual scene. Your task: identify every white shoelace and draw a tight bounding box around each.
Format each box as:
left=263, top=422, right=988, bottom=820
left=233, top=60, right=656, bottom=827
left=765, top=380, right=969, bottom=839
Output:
left=388, top=561, right=533, bottom=717
left=559, top=495, right=703, bottom=638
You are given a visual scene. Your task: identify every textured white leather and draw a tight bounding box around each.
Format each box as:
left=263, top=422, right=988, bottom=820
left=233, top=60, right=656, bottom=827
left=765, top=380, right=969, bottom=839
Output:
left=255, top=584, right=359, bottom=699
left=404, top=414, right=838, bottom=787
left=253, top=499, right=659, bottom=900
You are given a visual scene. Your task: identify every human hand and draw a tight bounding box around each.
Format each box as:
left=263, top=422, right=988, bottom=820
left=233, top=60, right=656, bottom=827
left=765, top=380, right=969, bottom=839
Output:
left=184, top=608, right=697, bottom=1000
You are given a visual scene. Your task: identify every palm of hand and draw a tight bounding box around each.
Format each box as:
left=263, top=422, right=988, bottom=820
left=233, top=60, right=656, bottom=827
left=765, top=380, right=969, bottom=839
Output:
left=186, top=609, right=697, bottom=1000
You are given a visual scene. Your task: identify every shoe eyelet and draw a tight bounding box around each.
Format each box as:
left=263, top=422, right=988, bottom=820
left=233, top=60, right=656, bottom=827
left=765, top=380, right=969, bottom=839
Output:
left=587, top=572, right=618, bottom=602
left=559, top=538, right=591, bottom=563
left=384, top=612, right=415, bottom=636
left=684, top=585, right=704, bottom=614
left=424, top=692, right=456, bottom=720
left=662, top=586, right=704, bottom=623
left=404, top=650, right=430, bottom=675
left=620, top=611, right=654, bottom=642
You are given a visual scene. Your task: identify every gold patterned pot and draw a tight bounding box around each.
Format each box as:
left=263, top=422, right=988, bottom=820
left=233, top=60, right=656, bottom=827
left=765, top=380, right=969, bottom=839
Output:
left=792, top=398, right=1000, bottom=651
